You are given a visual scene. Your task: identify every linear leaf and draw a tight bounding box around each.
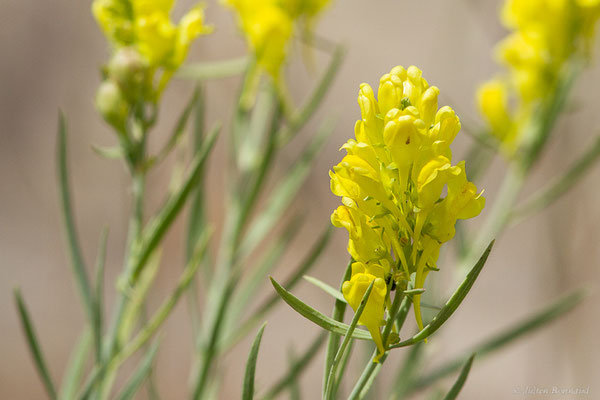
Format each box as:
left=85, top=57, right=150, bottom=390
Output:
left=57, top=113, right=95, bottom=325
left=323, top=260, right=353, bottom=397
left=129, top=124, right=218, bottom=282
left=324, top=281, right=374, bottom=400
left=390, top=241, right=494, bottom=349
left=304, top=275, right=347, bottom=303
left=14, top=288, right=57, bottom=399
left=388, top=343, right=424, bottom=400
left=408, top=288, right=587, bottom=394
left=177, top=57, right=248, bottom=80
left=239, top=119, right=334, bottom=259
left=243, top=324, right=267, bottom=400
left=513, top=135, right=600, bottom=221
left=269, top=277, right=372, bottom=340
left=59, top=329, right=91, bottom=400
left=261, top=333, right=326, bottom=400
left=224, top=226, right=332, bottom=348
left=149, top=88, right=200, bottom=167
left=277, top=45, right=345, bottom=146
left=228, top=215, right=303, bottom=329
left=115, top=339, right=161, bottom=400
left=120, top=230, right=211, bottom=362
left=93, top=228, right=108, bottom=363
left=441, top=354, right=475, bottom=400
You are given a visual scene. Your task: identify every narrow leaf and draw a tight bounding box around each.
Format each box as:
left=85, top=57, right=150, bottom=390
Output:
left=324, top=281, right=374, bottom=400
left=269, top=277, right=372, bottom=340
left=242, top=324, right=267, bottom=400
left=441, top=354, right=475, bottom=400
left=304, top=275, right=347, bottom=303
left=186, top=84, right=207, bottom=338
left=225, top=226, right=332, bottom=348
left=119, top=230, right=211, bottom=363
left=115, top=339, right=161, bottom=400
left=59, top=330, right=91, bottom=400
left=91, top=144, right=125, bottom=159
left=177, top=57, right=248, bottom=80
left=57, top=113, right=95, bottom=325
left=150, top=88, right=200, bottom=167
left=390, top=241, right=494, bottom=349
left=93, top=228, right=108, bottom=364
left=261, top=333, right=326, bottom=400
left=277, top=45, right=345, bottom=146
left=239, top=119, right=334, bottom=258
left=228, top=215, right=303, bottom=328
left=323, top=260, right=352, bottom=397
left=129, top=124, right=218, bottom=282
left=513, top=135, right=600, bottom=221
left=14, top=288, right=57, bottom=400
left=388, top=343, right=424, bottom=400
left=408, top=288, right=587, bottom=394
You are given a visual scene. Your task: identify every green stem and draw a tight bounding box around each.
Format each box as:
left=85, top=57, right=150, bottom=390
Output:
left=347, top=286, right=410, bottom=400
left=99, top=155, right=146, bottom=398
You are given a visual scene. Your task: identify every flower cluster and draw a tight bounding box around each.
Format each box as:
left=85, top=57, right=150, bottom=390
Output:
left=93, top=0, right=211, bottom=71
left=225, top=0, right=331, bottom=78
left=331, top=66, right=485, bottom=357
left=92, top=0, right=211, bottom=129
left=478, top=0, right=600, bottom=150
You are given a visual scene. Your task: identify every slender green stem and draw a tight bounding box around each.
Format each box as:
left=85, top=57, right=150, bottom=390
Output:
left=191, top=278, right=237, bottom=400
left=346, top=286, right=410, bottom=400
left=324, top=281, right=374, bottom=400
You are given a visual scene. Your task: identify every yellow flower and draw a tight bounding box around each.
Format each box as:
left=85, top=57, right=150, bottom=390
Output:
left=478, top=0, right=600, bottom=150
left=92, top=0, right=211, bottom=71
left=342, top=263, right=388, bottom=359
left=331, top=66, right=484, bottom=357
left=93, top=0, right=211, bottom=110
left=225, top=0, right=331, bottom=77
left=477, top=79, right=513, bottom=143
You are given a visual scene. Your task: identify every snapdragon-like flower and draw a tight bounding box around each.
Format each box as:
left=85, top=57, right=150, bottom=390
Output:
left=92, top=0, right=211, bottom=129
left=331, top=66, right=485, bottom=359
left=225, top=0, right=331, bottom=78
left=93, top=0, right=211, bottom=71
left=478, top=0, right=600, bottom=150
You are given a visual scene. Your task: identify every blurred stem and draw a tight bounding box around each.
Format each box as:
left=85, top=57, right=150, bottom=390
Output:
left=191, top=82, right=281, bottom=400
left=99, top=122, right=147, bottom=397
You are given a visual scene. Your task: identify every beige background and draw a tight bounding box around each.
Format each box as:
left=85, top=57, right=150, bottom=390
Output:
left=1, top=0, right=600, bottom=399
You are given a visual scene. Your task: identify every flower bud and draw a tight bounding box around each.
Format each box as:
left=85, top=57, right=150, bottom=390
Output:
left=107, top=47, right=147, bottom=98
left=96, top=80, right=129, bottom=131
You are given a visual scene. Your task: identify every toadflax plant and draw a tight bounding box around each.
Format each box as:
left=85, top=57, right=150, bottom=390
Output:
left=12, top=0, right=600, bottom=399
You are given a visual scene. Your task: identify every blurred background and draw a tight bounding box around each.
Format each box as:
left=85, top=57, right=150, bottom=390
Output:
left=2, top=0, right=600, bottom=398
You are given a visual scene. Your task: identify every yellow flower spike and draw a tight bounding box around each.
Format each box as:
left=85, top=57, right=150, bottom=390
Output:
left=225, top=0, right=331, bottom=78
left=342, top=272, right=388, bottom=361
left=331, top=65, right=484, bottom=352
left=93, top=0, right=212, bottom=105
left=479, top=0, right=600, bottom=151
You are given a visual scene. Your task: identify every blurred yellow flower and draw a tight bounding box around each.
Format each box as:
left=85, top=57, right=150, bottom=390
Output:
left=478, top=0, right=600, bottom=151
left=331, top=66, right=485, bottom=359
left=226, top=0, right=331, bottom=78
left=93, top=0, right=211, bottom=71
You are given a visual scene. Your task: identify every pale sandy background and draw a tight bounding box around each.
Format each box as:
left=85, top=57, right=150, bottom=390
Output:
left=2, top=0, right=600, bottom=399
